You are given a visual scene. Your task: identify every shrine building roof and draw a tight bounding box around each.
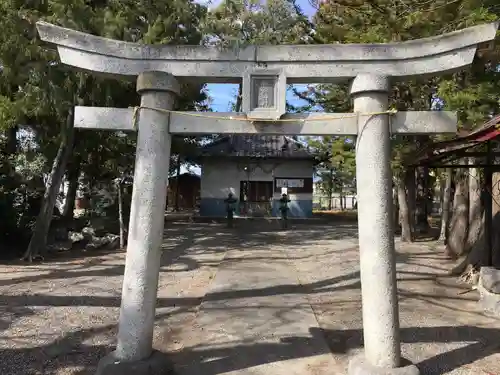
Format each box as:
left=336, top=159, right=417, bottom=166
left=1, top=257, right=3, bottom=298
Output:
left=199, top=135, right=314, bottom=160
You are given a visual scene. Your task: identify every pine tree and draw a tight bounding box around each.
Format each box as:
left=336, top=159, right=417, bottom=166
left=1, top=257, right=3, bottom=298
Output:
left=0, top=0, right=210, bottom=260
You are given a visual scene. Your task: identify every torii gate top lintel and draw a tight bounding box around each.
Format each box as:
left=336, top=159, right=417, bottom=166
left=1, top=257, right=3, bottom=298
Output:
left=36, top=21, right=498, bottom=84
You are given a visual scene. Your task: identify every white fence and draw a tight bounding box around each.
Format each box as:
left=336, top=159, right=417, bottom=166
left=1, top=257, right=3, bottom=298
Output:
left=313, top=194, right=357, bottom=210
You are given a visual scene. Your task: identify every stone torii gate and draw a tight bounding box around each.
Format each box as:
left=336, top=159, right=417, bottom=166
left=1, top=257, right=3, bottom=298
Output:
left=37, top=21, right=498, bottom=375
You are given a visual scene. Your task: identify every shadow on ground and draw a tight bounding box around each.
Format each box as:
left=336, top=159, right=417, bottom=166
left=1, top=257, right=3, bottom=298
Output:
left=174, top=324, right=500, bottom=375
left=1, top=220, right=499, bottom=375
left=0, top=220, right=358, bottom=286
left=1, top=321, right=499, bottom=375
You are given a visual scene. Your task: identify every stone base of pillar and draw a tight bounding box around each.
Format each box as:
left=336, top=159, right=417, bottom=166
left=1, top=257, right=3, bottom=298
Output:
left=95, top=350, right=174, bottom=375
left=348, top=354, right=420, bottom=375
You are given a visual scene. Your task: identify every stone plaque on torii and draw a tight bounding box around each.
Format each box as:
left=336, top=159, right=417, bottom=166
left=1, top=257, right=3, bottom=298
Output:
left=36, top=21, right=498, bottom=375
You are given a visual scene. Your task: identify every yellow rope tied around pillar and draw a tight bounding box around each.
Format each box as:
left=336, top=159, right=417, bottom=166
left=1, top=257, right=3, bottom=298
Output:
left=131, top=106, right=398, bottom=130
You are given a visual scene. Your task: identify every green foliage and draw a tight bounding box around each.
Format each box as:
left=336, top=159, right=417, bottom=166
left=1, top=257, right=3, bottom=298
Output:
left=0, top=96, right=21, bottom=130
left=308, top=135, right=355, bottom=196
left=0, top=0, right=212, bottom=256
left=202, top=0, right=313, bottom=48
left=0, top=149, right=45, bottom=254
left=438, top=62, right=500, bottom=128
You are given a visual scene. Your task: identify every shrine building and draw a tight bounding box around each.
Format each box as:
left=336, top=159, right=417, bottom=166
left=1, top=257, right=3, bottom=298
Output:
left=198, top=135, right=315, bottom=218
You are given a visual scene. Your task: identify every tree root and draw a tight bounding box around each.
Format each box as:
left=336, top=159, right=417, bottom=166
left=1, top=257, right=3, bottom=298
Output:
left=448, top=255, right=468, bottom=276
left=458, top=264, right=480, bottom=285
left=20, top=253, right=44, bottom=263
left=449, top=255, right=481, bottom=286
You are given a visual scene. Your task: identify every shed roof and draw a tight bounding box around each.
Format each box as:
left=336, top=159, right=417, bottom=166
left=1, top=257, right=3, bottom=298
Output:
left=410, top=114, right=500, bottom=166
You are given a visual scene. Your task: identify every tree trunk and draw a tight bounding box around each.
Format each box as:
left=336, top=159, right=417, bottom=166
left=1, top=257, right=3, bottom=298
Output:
left=22, top=110, right=75, bottom=261
left=493, top=172, right=500, bottom=217
left=466, top=161, right=483, bottom=251
left=62, top=156, right=81, bottom=220
left=393, top=184, right=400, bottom=230
left=450, top=212, right=485, bottom=277
left=117, top=179, right=125, bottom=249
left=397, top=177, right=412, bottom=242
left=446, top=167, right=469, bottom=259
left=405, top=168, right=416, bottom=237
left=415, top=166, right=430, bottom=233
left=6, top=126, right=18, bottom=155
left=491, top=212, right=500, bottom=268
left=235, top=85, right=243, bottom=112
left=439, top=168, right=453, bottom=243
left=328, top=168, right=333, bottom=210
left=174, top=155, right=181, bottom=212
left=492, top=172, right=500, bottom=267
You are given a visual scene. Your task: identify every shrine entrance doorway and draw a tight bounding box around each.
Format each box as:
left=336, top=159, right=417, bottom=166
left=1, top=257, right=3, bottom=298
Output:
left=239, top=180, right=274, bottom=217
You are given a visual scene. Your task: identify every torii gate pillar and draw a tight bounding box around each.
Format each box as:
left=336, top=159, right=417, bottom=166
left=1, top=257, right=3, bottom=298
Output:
left=116, top=72, right=179, bottom=361
left=96, top=72, right=180, bottom=374
left=348, top=75, right=415, bottom=374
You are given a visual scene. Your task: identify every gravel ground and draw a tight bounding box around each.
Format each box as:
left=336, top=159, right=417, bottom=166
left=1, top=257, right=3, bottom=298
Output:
left=0, top=221, right=499, bottom=375
left=283, top=224, right=500, bottom=375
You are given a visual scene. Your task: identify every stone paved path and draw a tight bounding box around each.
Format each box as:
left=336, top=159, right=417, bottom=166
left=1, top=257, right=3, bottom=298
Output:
left=173, top=245, right=336, bottom=375
left=1, top=220, right=500, bottom=375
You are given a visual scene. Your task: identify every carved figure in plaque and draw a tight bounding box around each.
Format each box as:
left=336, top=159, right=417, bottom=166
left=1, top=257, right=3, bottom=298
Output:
left=253, top=78, right=276, bottom=109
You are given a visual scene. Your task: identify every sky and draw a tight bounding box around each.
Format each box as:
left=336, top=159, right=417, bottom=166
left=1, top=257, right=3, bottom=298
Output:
left=183, top=0, right=317, bottom=175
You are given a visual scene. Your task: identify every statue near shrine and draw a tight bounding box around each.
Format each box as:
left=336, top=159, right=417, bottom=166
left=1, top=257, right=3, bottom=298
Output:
left=279, top=193, right=291, bottom=229
left=224, top=193, right=237, bottom=228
